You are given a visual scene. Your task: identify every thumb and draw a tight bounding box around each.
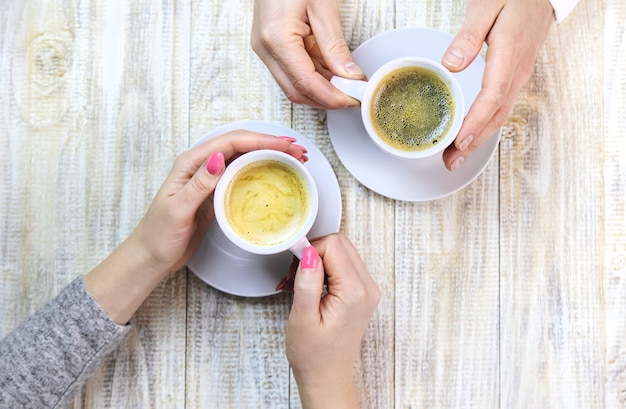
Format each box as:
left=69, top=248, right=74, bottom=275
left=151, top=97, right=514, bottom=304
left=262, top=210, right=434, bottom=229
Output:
left=179, top=151, right=225, bottom=212
left=291, top=246, right=324, bottom=322
left=442, top=1, right=499, bottom=72
left=309, top=2, right=364, bottom=79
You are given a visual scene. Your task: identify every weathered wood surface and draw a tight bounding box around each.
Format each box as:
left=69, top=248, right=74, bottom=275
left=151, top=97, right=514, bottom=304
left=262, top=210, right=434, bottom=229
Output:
left=1, top=0, right=623, bottom=408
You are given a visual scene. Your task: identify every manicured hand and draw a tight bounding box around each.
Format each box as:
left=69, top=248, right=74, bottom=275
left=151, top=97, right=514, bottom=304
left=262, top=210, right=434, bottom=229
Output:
left=85, top=130, right=306, bottom=324
left=441, top=0, right=554, bottom=171
left=129, top=130, right=307, bottom=275
left=251, top=0, right=365, bottom=109
left=285, top=234, right=381, bottom=409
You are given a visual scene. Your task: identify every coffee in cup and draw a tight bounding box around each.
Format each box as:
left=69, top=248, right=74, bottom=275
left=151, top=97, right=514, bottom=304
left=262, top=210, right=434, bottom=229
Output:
left=331, top=57, right=465, bottom=159
left=371, top=66, right=456, bottom=151
left=213, top=149, right=318, bottom=258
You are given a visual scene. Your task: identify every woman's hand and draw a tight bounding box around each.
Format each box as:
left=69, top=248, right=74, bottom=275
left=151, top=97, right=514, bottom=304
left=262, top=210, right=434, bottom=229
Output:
left=251, top=0, right=365, bottom=109
left=441, top=0, right=554, bottom=171
left=85, top=130, right=306, bottom=324
left=128, top=130, right=307, bottom=275
left=285, top=234, right=381, bottom=409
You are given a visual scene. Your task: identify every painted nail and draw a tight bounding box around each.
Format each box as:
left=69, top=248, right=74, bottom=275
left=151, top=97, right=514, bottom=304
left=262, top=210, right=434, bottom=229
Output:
left=450, top=156, right=464, bottom=172
left=275, top=276, right=288, bottom=291
left=299, top=155, right=309, bottom=164
left=206, top=151, right=225, bottom=175
left=459, top=134, right=474, bottom=151
left=292, top=143, right=308, bottom=153
left=301, top=246, right=319, bottom=269
left=443, top=48, right=464, bottom=68
left=278, top=135, right=297, bottom=142
left=345, top=61, right=364, bottom=76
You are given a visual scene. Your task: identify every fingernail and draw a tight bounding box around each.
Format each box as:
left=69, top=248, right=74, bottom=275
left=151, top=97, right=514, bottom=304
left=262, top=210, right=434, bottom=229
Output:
left=344, top=98, right=361, bottom=109
left=443, top=48, right=464, bottom=68
left=450, top=156, right=464, bottom=171
left=344, top=61, right=364, bottom=77
left=301, top=246, right=319, bottom=269
left=206, top=151, right=225, bottom=175
left=292, top=143, right=308, bottom=153
left=299, top=155, right=309, bottom=164
left=275, top=276, right=288, bottom=291
left=459, top=134, right=474, bottom=151
left=279, top=135, right=297, bottom=142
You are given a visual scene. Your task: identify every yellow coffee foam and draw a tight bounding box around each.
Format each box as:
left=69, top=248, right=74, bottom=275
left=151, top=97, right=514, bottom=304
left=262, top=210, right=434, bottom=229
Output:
left=224, top=160, right=309, bottom=246
left=371, top=66, right=455, bottom=151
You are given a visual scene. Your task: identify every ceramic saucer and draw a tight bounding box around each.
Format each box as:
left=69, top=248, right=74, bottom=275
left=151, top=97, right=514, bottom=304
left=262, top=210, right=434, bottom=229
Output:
left=187, top=120, right=342, bottom=297
left=327, top=28, right=500, bottom=201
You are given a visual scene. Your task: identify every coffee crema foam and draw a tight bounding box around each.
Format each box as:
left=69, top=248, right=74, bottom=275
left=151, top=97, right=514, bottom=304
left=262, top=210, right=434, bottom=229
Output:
left=371, top=66, right=455, bottom=151
left=224, top=160, right=309, bottom=246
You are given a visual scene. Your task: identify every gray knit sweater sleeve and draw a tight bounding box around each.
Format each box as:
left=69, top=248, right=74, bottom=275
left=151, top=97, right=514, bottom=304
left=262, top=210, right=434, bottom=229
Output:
left=0, top=276, right=131, bottom=408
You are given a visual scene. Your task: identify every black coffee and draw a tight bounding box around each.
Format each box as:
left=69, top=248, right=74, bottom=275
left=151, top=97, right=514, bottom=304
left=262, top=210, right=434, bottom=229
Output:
left=370, top=66, right=455, bottom=152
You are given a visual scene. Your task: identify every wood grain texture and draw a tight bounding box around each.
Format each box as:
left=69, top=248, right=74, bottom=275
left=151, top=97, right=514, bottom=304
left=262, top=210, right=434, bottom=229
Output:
left=395, top=179, right=500, bottom=409
left=500, top=0, right=606, bottom=407
left=1, top=0, right=623, bottom=408
left=605, top=0, right=626, bottom=407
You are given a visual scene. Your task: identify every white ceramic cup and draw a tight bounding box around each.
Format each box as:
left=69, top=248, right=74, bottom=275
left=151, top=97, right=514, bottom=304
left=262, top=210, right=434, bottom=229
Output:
left=213, top=149, right=318, bottom=259
left=331, top=56, right=465, bottom=159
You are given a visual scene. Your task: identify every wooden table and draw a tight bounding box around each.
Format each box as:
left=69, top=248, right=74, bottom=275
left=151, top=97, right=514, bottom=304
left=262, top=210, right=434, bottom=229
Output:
left=1, top=0, right=624, bottom=407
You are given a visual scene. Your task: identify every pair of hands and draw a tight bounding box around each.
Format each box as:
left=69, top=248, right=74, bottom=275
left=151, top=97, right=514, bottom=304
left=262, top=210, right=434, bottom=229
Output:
left=86, top=131, right=381, bottom=409
left=251, top=0, right=555, bottom=171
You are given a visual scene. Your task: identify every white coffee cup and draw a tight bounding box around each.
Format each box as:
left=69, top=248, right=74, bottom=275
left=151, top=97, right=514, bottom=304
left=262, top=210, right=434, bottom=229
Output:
left=213, top=150, right=318, bottom=259
left=331, top=56, right=465, bottom=159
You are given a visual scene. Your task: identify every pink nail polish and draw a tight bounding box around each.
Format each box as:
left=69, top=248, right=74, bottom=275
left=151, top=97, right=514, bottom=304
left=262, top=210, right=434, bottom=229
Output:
left=301, top=246, right=319, bottom=269
left=206, top=151, right=225, bottom=175
left=292, top=143, right=308, bottom=153
left=278, top=135, right=297, bottom=142
left=275, top=276, right=288, bottom=291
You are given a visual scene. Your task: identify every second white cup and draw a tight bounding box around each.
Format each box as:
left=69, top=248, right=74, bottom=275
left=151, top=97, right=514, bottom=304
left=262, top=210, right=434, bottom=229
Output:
left=331, top=56, right=465, bottom=160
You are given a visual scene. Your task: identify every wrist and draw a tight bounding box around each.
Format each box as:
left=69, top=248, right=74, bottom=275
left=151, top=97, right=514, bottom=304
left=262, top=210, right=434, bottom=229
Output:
left=293, top=367, right=360, bottom=409
left=122, top=230, right=172, bottom=277
left=84, top=237, right=170, bottom=325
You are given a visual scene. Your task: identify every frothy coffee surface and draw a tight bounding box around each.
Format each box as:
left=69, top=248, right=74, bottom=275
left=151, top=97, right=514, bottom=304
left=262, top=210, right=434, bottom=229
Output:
left=224, top=160, right=309, bottom=247
left=371, top=66, right=455, bottom=151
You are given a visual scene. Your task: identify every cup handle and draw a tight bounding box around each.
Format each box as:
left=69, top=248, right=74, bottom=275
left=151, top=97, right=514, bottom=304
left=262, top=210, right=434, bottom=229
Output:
left=331, top=76, right=368, bottom=101
left=289, top=236, right=312, bottom=259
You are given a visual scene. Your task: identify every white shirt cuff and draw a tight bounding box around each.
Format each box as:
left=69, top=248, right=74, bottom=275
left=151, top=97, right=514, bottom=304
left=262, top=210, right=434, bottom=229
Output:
left=549, top=0, right=580, bottom=21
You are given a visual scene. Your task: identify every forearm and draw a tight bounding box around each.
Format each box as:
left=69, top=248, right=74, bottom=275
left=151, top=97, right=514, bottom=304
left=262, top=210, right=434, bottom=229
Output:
left=294, top=369, right=360, bottom=409
left=84, top=235, right=168, bottom=325
left=0, top=277, right=130, bottom=408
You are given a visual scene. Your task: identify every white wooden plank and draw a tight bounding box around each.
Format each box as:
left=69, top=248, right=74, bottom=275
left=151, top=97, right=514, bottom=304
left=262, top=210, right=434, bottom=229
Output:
left=604, top=0, right=626, bottom=407
left=500, top=1, right=606, bottom=407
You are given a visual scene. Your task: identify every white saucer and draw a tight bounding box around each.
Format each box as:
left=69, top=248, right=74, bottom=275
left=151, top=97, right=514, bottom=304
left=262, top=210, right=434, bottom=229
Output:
left=187, top=120, right=342, bottom=297
left=327, top=28, right=500, bottom=201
